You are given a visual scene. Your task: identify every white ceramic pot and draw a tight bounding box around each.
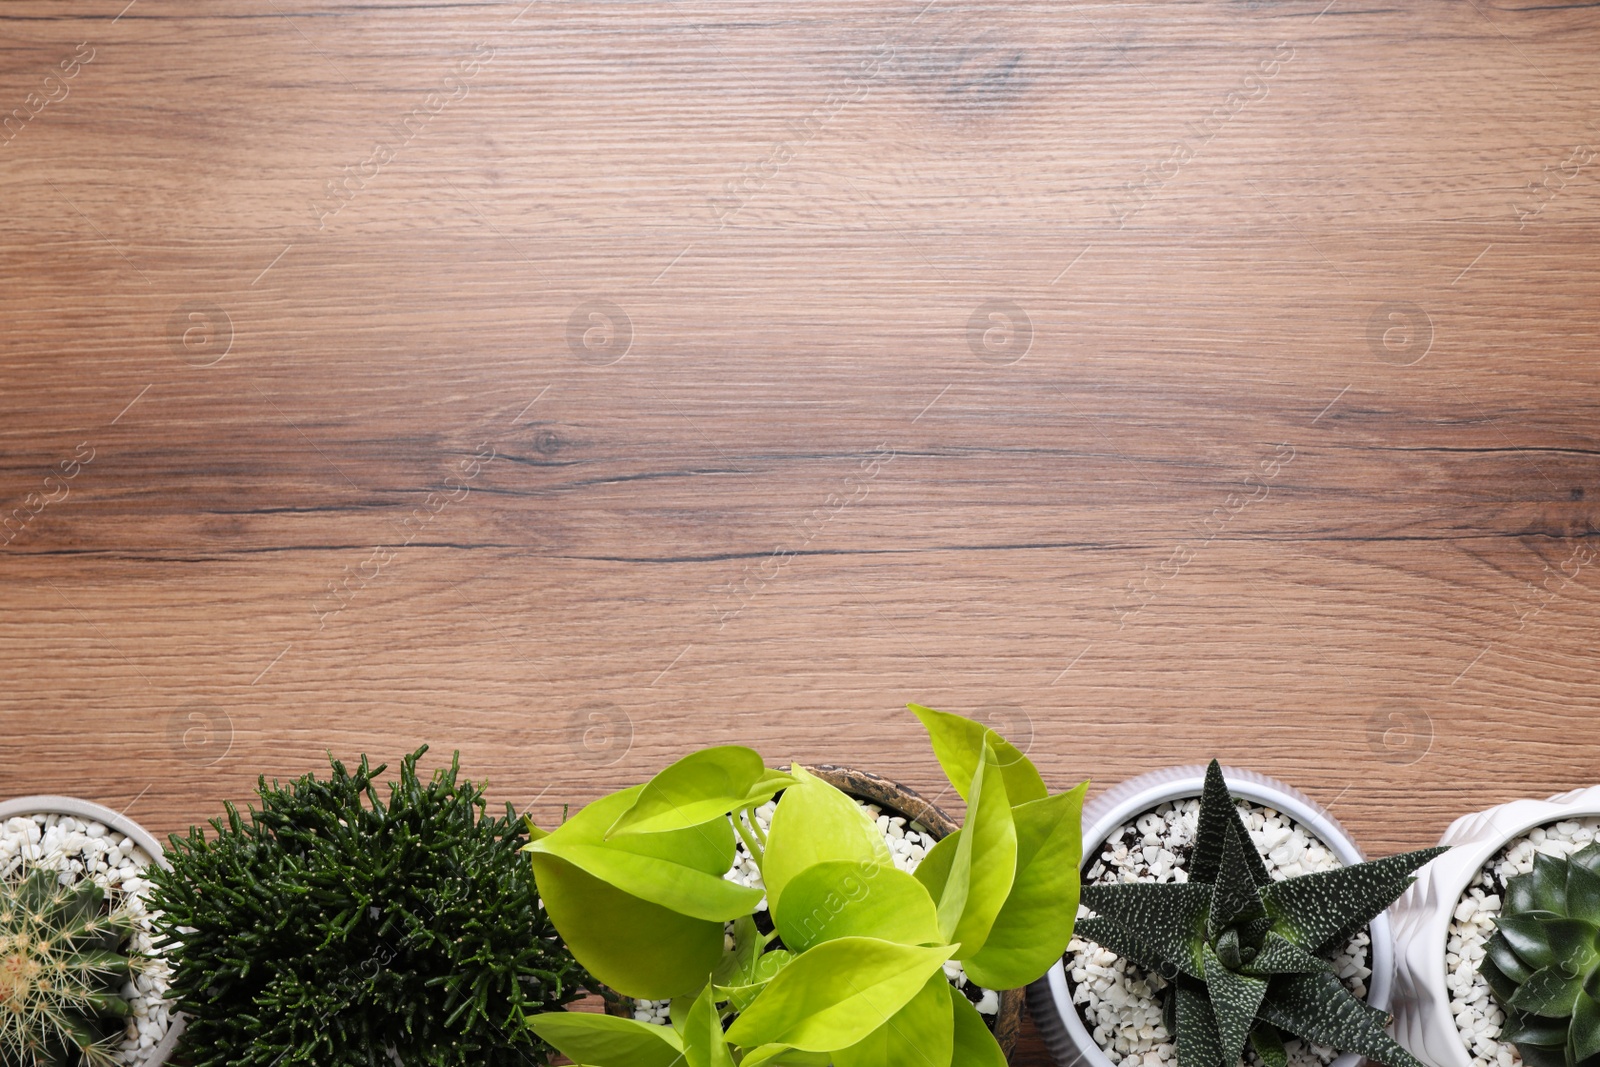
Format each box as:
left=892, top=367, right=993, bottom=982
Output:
left=0, top=794, right=185, bottom=1066
left=1389, top=784, right=1600, bottom=1067
left=1027, top=765, right=1395, bottom=1067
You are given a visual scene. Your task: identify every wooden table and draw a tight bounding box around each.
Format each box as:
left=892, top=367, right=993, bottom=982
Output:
left=3, top=1, right=1598, bottom=1062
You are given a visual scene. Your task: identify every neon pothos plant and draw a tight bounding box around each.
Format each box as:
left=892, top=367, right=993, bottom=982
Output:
left=1077, top=762, right=1445, bottom=1067
left=525, top=704, right=1088, bottom=1067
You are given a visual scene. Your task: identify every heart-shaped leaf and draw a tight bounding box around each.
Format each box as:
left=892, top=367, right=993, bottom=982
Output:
left=683, top=982, right=736, bottom=1067
left=762, top=765, right=890, bottom=912
left=773, top=860, right=941, bottom=952
left=609, top=747, right=791, bottom=837
left=833, top=970, right=953, bottom=1067
left=932, top=739, right=1017, bottom=956
left=528, top=1010, right=684, bottom=1067
left=959, top=783, right=1087, bottom=990
left=909, top=703, right=1047, bottom=805
left=529, top=851, right=726, bottom=1000
left=724, top=936, right=956, bottom=1053
left=951, top=984, right=1010, bottom=1067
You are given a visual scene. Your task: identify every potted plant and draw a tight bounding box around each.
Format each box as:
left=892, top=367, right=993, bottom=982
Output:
left=1029, top=762, right=1443, bottom=1067
left=525, top=704, right=1089, bottom=1066
left=1389, top=785, right=1600, bottom=1067
left=594, top=759, right=1032, bottom=1051
left=144, top=747, right=588, bottom=1066
left=0, top=794, right=182, bottom=1067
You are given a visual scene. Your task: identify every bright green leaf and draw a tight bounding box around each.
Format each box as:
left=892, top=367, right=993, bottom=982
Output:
left=536, top=840, right=762, bottom=922
left=936, top=740, right=1017, bottom=956
left=950, top=984, right=1010, bottom=1067
left=717, top=949, right=796, bottom=1012
left=960, top=783, right=1087, bottom=990
left=609, top=746, right=785, bottom=837
left=738, top=1046, right=833, bottom=1067
left=908, top=703, right=1047, bottom=805
left=724, top=937, right=956, bottom=1053
left=536, top=783, right=736, bottom=875
left=683, top=982, right=736, bottom=1067
left=774, top=860, right=941, bottom=952
left=762, top=765, right=890, bottom=913
left=834, top=970, right=953, bottom=1067
left=528, top=1010, right=683, bottom=1067
left=529, top=851, right=725, bottom=1000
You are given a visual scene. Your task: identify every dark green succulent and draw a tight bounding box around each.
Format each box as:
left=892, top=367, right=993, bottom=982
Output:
left=1480, top=843, right=1600, bottom=1067
left=0, top=867, right=136, bottom=1067
left=1077, top=761, right=1445, bottom=1067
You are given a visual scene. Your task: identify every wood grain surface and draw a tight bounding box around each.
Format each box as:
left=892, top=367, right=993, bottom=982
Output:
left=3, top=1, right=1600, bottom=1062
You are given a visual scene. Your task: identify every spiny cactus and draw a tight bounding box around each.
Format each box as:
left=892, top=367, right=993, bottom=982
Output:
left=1077, top=761, right=1445, bottom=1067
left=0, top=867, right=136, bottom=1067
left=1480, top=843, right=1600, bottom=1067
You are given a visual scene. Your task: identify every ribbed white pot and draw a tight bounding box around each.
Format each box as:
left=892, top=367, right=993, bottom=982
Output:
left=1026, top=765, right=1396, bottom=1067
left=1389, top=785, right=1600, bottom=1067
left=0, top=795, right=185, bottom=1067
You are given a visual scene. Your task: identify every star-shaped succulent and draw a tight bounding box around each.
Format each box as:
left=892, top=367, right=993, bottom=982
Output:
left=1077, top=761, right=1445, bottom=1067
left=1480, top=843, right=1600, bottom=1067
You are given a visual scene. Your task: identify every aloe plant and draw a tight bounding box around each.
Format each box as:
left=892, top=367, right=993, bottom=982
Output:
left=1480, top=843, right=1600, bottom=1067
left=1076, top=761, right=1444, bottom=1067
left=525, top=704, right=1088, bottom=1067
left=0, top=867, right=137, bottom=1067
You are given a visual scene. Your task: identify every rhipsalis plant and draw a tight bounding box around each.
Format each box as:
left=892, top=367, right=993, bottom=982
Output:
left=147, top=748, right=588, bottom=1067
left=0, top=869, right=136, bottom=1067
left=525, top=704, right=1088, bottom=1067
left=1077, top=761, right=1445, bottom=1067
left=1480, top=844, right=1600, bottom=1067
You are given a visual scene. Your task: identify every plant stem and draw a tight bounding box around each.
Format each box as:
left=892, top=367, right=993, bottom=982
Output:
left=733, top=808, right=764, bottom=867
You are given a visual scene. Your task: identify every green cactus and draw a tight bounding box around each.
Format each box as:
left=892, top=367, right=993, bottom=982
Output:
left=1077, top=761, right=1445, bottom=1067
left=1480, top=843, right=1600, bottom=1067
left=0, top=867, right=137, bottom=1067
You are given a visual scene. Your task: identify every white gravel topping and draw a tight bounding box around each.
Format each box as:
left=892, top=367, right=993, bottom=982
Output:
left=1448, top=817, right=1600, bottom=1067
left=1068, top=798, right=1373, bottom=1067
left=633, top=797, right=1002, bottom=1024
left=0, top=812, right=174, bottom=1066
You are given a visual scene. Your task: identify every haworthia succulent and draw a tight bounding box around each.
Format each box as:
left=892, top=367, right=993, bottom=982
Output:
left=1255, top=972, right=1422, bottom=1067
left=1241, top=933, right=1330, bottom=977
left=1190, top=762, right=1269, bottom=888
left=1209, top=820, right=1267, bottom=939
left=1073, top=761, right=1443, bottom=1067
left=1080, top=882, right=1211, bottom=979
left=1203, top=945, right=1268, bottom=1067
left=1175, top=983, right=1224, bottom=1067
left=1259, top=847, right=1447, bottom=954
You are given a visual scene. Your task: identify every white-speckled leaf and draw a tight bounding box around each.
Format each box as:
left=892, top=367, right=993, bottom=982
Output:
left=1203, top=944, right=1268, bottom=1067
left=1256, top=971, right=1423, bottom=1067
left=1260, top=847, right=1446, bottom=955
left=1080, top=882, right=1211, bottom=979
